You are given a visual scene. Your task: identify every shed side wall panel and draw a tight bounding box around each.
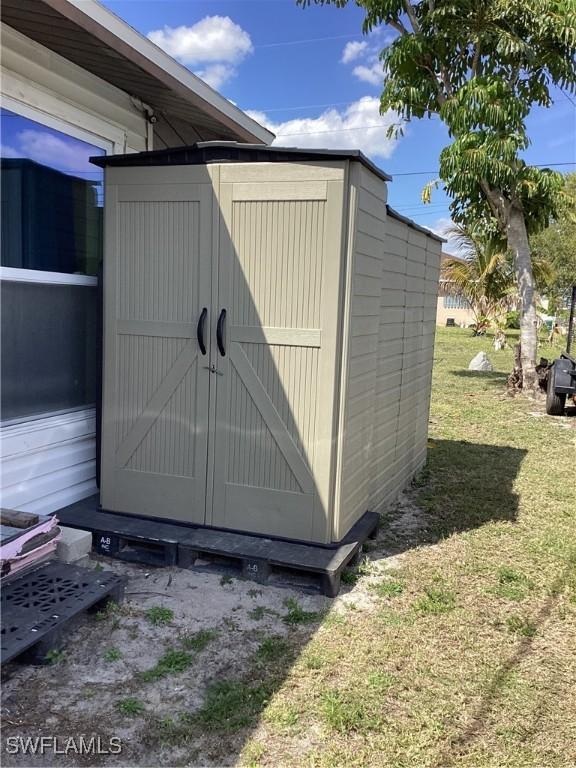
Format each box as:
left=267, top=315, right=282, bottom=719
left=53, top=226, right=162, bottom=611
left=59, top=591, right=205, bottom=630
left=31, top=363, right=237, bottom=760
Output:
left=335, top=168, right=442, bottom=541
left=334, top=164, right=387, bottom=541
left=369, top=217, right=441, bottom=515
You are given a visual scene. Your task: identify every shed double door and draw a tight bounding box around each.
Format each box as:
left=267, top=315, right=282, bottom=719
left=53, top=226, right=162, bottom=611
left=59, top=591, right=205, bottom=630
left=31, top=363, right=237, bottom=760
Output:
left=101, top=166, right=343, bottom=542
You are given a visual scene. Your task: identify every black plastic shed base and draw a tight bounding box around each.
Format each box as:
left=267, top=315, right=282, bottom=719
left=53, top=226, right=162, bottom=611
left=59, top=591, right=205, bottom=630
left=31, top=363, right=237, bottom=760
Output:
left=57, top=496, right=379, bottom=596
left=1, top=561, right=125, bottom=665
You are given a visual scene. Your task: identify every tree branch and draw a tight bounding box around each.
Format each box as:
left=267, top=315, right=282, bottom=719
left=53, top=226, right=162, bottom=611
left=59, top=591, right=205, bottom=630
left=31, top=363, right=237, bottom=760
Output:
left=402, top=0, right=421, bottom=34
left=389, top=18, right=410, bottom=36
left=480, top=180, right=509, bottom=228
left=439, top=66, right=454, bottom=98
left=471, top=42, right=481, bottom=77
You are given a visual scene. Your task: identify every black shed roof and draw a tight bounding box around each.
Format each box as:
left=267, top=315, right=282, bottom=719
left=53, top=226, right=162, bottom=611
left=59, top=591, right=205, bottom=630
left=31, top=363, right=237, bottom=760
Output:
left=91, top=142, right=444, bottom=243
left=90, top=141, right=393, bottom=183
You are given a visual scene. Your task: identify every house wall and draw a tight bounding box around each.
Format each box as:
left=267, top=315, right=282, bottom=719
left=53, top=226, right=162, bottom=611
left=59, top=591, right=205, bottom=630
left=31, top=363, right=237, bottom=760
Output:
left=436, top=296, right=475, bottom=327
left=1, top=24, right=150, bottom=153
left=0, top=24, right=150, bottom=514
left=334, top=169, right=441, bottom=541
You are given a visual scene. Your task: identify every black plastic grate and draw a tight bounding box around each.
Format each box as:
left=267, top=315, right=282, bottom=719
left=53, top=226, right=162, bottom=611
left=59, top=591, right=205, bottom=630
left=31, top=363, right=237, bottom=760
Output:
left=1, top=561, right=125, bottom=664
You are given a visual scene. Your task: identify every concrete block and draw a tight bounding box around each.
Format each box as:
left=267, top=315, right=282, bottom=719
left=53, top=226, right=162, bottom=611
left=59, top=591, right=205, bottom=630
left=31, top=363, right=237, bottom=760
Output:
left=55, top=526, right=92, bottom=563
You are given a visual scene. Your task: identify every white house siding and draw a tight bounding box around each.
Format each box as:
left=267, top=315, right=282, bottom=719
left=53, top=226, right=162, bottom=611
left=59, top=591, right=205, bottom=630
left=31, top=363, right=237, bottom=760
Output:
left=1, top=24, right=149, bottom=153
left=0, top=23, right=149, bottom=514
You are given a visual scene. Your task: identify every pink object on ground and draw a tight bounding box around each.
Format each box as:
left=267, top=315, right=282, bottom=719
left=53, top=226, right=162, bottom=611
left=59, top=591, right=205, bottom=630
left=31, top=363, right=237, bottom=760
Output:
left=0, top=516, right=61, bottom=580
left=0, top=516, right=59, bottom=561
left=4, top=535, right=61, bottom=577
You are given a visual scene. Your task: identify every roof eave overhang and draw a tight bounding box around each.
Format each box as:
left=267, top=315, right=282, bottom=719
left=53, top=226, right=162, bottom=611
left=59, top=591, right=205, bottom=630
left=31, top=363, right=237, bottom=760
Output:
left=4, top=0, right=274, bottom=145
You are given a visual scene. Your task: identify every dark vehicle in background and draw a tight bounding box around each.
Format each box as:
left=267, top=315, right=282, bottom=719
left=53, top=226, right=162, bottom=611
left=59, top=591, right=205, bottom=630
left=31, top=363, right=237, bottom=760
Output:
left=546, top=285, right=576, bottom=416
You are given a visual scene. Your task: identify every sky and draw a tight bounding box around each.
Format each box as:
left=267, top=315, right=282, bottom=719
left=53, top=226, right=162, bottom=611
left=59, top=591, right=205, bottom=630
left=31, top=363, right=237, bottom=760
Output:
left=7, top=0, right=576, bottom=247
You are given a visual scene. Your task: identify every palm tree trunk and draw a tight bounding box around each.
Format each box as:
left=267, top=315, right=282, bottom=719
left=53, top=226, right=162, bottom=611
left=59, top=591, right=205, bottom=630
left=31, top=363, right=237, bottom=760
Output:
left=507, top=205, right=538, bottom=391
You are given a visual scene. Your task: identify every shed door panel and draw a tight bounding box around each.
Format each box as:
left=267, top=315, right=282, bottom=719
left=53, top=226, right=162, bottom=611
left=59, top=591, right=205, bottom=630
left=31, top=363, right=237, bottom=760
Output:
left=101, top=183, right=212, bottom=523
left=209, top=180, right=344, bottom=542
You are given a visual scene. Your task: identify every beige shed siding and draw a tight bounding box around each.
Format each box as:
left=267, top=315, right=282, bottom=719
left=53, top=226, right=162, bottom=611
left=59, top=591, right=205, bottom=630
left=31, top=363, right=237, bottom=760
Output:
left=335, top=165, right=387, bottom=540
left=335, top=167, right=441, bottom=540
left=369, top=215, right=408, bottom=512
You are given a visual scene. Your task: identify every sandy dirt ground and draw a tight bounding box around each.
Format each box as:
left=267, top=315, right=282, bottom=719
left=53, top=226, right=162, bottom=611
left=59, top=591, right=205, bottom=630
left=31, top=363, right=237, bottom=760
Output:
left=1, top=495, right=422, bottom=768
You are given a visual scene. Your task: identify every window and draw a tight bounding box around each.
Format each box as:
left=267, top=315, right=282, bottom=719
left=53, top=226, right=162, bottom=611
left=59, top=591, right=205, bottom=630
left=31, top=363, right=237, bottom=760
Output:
left=1, top=108, right=104, bottom=275
left=443, top=294, right=470, bottom=310
left=1, top=108, right=105, bottom=422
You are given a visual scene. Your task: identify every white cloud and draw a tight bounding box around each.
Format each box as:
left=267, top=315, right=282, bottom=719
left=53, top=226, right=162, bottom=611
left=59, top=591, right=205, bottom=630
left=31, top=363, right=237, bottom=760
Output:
left=148, top=16, right=253, bottom=65
left=16, top=130, right=96, bottom=173
left=341, top=41, right=368, bottom=64
left=340, top=31, right=395, bottom=88
left=1, top=143, right=20, bottom=158
left=147, top=16, right=253, bottom=89
left=353, top=60, right=384, bottom=86
left=433, top=217, right=462, bottom=254
left=246, top=97, right=401, bottom=160
left=196, top=63, right=236, bottom=90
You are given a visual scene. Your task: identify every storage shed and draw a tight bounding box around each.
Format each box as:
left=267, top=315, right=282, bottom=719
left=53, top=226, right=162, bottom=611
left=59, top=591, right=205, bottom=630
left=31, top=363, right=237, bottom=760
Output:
left=92, top=142, right=442, bottom=546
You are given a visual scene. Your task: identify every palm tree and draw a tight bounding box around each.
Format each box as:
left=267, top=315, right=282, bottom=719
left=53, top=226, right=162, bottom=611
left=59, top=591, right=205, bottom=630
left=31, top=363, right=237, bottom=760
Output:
left=441, top=225, right=554, bottom=335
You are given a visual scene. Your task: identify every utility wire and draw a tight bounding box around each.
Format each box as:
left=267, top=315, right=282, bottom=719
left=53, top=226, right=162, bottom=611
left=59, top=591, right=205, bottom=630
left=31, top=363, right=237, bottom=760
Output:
left=558, top=87, right=576, bottom=107
left=249, top=85, right=576, bottom=115
left=257, top=33, right=364, bottom=48
left=277, top=123, right=402, bottom=136
left=248, top=99, right=370, bottom=113
left=391, top=162, right=576, bottom=176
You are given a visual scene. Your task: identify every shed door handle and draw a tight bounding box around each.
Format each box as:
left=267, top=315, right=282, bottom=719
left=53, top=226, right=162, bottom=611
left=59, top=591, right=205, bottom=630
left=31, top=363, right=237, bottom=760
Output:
left=217, top=308, right=227, bottom=356
left=197, top=307, right=207, bottom=355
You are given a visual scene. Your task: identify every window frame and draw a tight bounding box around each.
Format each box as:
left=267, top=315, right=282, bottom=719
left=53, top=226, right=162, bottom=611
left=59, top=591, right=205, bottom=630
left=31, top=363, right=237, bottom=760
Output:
left=1, top=97, right=110, bottom=425
left=443, top=293, right=470, bottom=310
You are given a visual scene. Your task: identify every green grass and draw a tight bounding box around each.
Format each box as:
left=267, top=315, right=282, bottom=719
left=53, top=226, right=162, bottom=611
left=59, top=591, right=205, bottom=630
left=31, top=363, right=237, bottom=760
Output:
left=371, top=579, right=405, bottom=598
left=282, top=598, right=320, bottom=626
left=224, top=327, right=575, bottom=768
left=43, top=649, right=66, bottom=665
left=320, top=689, right=382, bottom=734
left=248, top=606, right=278, bottom=621
left=116, top=697, right=145, bottom=717
left=103, top=647, right=122, bottom=662
left=256, top=636, right=290, bottom=663
left=95, top=600, right=121, bottom=622
left=414, top=585, right=457, bottom=615
left=145, top=606, right=174, bottom=626
left=196, top=680, right=273, bottom=731
left=506, top=614, right=538, bottom=637
left=179, top=629, right=218, bottom=652
left=141, top=649, right=194, bottom=682
left=493, top=566, right=535, bottom=601
left=340, top=569, right=359, bottom=586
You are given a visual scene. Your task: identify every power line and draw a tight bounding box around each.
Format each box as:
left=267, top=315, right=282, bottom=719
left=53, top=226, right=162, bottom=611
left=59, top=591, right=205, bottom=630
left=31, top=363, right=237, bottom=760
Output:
left=277, top=123, right=397, bottom=136
left=557, top=87, right=576, bottom=108
left=391, top=162, right=576, bottom=176
left=257, top=33, right=364, bottom=49
left=248, top=99, right=367, bottom=114
left=394, top=204, right=450, bottom=212
left=248, top=85, right=576, bottom=116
